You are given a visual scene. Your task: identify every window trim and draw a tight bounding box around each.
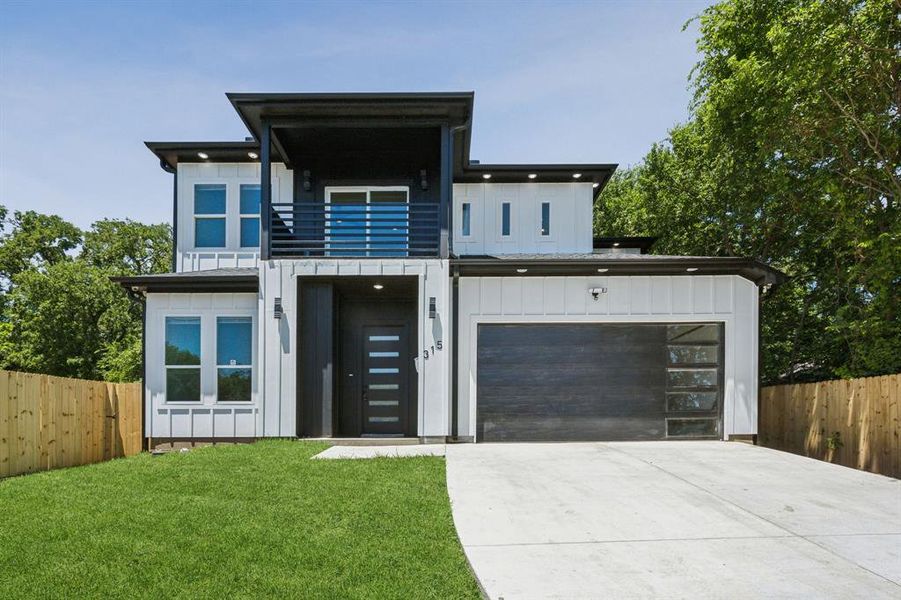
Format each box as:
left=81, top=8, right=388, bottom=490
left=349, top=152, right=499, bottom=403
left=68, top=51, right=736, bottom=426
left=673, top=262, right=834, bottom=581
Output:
left=193, top=183, right=228, bottom=249
left=214, top=315, right=255, bottom=404
left=164, top=315, right=202, bottom=404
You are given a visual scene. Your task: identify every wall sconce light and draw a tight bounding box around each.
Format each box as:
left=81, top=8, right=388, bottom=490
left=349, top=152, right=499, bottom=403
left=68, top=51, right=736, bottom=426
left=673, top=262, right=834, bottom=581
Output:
left=589, top=287, right=608, bottom=301
left=274, top=297, right=283, bottom=319
left=429, top=297, right=437, bottom=319
left=420, top=169, right=429, bottom=191
left=302, top=170, right=312, bottom=192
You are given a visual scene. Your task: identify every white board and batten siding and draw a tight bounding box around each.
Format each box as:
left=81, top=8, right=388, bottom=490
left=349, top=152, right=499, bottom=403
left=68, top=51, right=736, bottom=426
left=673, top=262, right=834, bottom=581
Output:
left=146, top=292, right=260, bottom=438
left=453, top=182, right=594, bottom=255
left=258, top=258, right=452, bottom=438
left=175, top=162, right=293, bottom=273
left=457, top=275, right=759, bottom=439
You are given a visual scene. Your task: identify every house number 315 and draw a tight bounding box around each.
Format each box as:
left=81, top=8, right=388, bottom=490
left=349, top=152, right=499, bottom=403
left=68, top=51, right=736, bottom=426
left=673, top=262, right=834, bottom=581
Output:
left=423, top=340, right=443, bottom=359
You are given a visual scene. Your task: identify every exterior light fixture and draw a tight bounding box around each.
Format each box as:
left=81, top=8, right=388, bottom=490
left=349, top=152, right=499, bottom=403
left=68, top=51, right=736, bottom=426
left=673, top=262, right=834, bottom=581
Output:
left=686, top=267, right=699, bottom=272
left=572, top=173, right=582, bottom=179
left=273, top=297, right=283, bottom=320
left=612, top=242, right=620, bottom=247
left=248, top=152, right=259, bottom=159
left=593, top=182, right=600, bottom=188
left=373, top=284, right=384, bottom=290
left=528, top=173, right=537, bottom=180
left=597, top=268, right=609, bottom=273
left=429, top=297, right=437, bottom=319
left=516, top=268, right=528, bottom=274
left=197, top=152, right=209, bottom=159
left=482, top=173, right=492, bottom=180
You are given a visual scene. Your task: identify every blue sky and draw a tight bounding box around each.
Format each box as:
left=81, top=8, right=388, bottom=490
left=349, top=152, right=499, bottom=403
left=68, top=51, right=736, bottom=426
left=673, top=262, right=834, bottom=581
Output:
left=0, top=0, right=710, bottom=229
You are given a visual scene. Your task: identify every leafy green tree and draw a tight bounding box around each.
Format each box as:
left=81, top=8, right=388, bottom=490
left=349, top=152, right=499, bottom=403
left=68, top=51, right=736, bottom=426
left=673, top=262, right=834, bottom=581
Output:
left=0, top=210, right=82, bottom=286
left=596, top=0, right=900, bottom=382
left=82, top=219, right=172, bottom=276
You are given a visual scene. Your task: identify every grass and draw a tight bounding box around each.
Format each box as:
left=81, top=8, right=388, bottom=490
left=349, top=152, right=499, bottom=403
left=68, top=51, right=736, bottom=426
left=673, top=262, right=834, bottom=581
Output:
left=0, top=441, right=481, bottom=599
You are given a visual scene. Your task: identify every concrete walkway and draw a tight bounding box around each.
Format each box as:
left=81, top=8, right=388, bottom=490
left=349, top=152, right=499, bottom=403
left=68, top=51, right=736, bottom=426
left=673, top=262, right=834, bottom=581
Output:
left=446, top=442, right=901, bottom=599
left=313, top=444, right=445, bottom=459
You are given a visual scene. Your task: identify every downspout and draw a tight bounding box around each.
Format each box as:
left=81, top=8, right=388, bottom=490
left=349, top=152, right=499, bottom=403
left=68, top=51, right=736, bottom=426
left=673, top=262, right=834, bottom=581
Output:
left=448, top=116, right=471, bottom=442
left=159, top=159, right=177, bottom=272
left=756, top=276, right=784, bottom=445
left=124, top=287, right=148, bottom=451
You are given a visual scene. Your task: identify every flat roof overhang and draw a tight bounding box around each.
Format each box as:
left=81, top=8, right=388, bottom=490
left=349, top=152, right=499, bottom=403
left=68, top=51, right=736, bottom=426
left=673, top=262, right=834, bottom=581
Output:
left=111, top=272, right=259, bottom=294
left=145, top=141, right=283, bottom=171
left=450, top=256, right=786, bottom=287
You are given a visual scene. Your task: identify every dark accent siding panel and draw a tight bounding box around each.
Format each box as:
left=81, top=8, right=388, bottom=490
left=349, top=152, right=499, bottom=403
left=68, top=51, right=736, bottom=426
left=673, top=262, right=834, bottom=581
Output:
left=476, top=324, right=670, bottom=442
left=299, top=282, right=334, bottom=437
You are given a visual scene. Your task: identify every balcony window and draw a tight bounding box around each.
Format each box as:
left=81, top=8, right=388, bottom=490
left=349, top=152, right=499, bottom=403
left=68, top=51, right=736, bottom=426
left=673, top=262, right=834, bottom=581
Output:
left=165, top=317, right=201, bottom=402
left=216, top=317, right=253, bottom=402
left=325, top=187, right=409, bottom=256
left=194, top=184, right=226, bottom=247
left=240, top=184, right=261, bottom=248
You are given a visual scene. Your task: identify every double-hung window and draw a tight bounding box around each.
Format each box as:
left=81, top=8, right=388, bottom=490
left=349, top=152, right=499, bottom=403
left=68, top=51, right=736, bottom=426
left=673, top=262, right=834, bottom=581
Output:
left=194, top=184, right=227, bottom=247
left=240, top=184, right=261, bottom=248
left=216, top=317, right=253, bottom=402
left=165, top=317, right=201, bottom=402
left=325, top=187, right=409, bottom=256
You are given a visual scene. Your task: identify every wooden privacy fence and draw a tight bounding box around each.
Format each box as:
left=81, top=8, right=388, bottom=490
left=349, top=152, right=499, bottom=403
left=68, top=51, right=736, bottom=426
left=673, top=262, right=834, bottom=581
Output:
left=0, top=371, right=142, bottom=478
left=759, top=373, right=900, bottom=479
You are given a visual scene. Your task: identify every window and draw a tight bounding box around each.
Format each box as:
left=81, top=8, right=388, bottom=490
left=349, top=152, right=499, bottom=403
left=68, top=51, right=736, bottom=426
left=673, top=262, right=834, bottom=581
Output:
left=194, top=184, right=226, bottom=247
left=240, top=184, right=261, bottom=248
left=664, top=323, right=721, bottom=438
left=325, top=187, right=409, bottom=256
left=501, top=202, right=511, bottom=236
left=461, top=202, right=471, bottom=237
left=165, top=317, right=201, bottom=402
left=216, top=317, right=253, bottom=402
left=540, top=202, right=550, bottom=236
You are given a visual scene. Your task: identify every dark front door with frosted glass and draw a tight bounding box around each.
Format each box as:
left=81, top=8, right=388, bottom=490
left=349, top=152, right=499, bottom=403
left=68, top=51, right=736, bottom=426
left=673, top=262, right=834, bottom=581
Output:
left=361, top=325, right=408, bottom=435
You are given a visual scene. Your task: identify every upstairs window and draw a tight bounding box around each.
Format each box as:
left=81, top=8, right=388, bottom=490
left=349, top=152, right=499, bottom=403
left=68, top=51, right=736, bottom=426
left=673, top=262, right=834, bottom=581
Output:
left=540, top=202, right=551, bottom=236
left=165, top=317, right=201, bottom=402
left=217, top=316, right=253, bottom=402
left=325, top=187, right=409, bottom=257
left=461, top=202, right=471, bottom=237
left=240, top=184, right=261, bottom=248
left=194, top=184, right=226, bottom=247
left=501, top=202, right=511, bottom=237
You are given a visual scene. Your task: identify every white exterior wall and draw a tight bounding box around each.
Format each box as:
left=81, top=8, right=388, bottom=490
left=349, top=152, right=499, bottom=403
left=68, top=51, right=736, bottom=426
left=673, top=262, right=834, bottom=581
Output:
left=175, top=162, right=293, bottom=272
left=145, top=292, right=260, bottom=438
left=453, top=183, right=594, bottom=255
left=258, top=258, right=452, bottom=438
left=457, top=275, right=759, bottom=440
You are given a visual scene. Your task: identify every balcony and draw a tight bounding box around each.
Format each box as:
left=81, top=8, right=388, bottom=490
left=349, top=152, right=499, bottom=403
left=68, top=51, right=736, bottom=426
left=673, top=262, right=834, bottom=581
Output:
left=269, top=202, right=441, bottom=258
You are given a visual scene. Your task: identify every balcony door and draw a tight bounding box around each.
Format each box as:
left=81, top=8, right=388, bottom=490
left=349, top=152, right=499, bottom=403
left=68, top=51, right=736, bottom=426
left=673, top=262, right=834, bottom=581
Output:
left=325, top=186, right=409, bottom=257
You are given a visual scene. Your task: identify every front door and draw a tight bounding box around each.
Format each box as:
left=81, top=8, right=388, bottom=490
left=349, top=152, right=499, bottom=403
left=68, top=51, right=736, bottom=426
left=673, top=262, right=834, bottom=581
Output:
left=362, top=325, right=409, bottom=435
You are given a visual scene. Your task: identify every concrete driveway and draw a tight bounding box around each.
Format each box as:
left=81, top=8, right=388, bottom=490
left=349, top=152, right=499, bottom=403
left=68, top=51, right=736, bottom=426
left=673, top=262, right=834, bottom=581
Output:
left=446, top=442, right=901, bottom=599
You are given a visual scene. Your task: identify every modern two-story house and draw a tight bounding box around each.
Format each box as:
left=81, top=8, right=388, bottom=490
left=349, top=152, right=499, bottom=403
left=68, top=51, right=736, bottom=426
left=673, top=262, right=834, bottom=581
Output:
left=114, top=92, right=782, bottom=446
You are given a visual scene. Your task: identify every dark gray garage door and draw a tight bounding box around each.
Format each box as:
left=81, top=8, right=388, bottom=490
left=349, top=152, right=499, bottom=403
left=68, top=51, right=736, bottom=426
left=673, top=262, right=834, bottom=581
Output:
left=476, top=323, right=723, bottom=442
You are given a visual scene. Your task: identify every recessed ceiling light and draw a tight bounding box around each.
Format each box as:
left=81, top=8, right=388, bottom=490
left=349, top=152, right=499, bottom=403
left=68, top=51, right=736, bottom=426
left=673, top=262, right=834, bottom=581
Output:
left=516, top=268, right=528, bottom=274
left=528, top=173, right=537, bottom=180
left=593, top=182, right=600, bottom=188
left=572, top=173, right=582, bottom=179
left=197, top=152, right=209, bottom=159
left=686, top=267, right=699, bottom=272
left=373, top=284, right=384, bottom=290
left=597, top=268, right=609, bottom=273
left=248, top=152, right=259, bottom=159
left=482, top=173, right=492, bottom=180
left=612, top=242, right=620, bottom=247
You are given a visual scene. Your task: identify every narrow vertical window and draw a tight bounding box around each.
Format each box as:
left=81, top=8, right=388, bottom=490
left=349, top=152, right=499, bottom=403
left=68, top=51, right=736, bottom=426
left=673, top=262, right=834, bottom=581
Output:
left=540, top=202, right=550, bottom=236
left=194, top=184, right=227, bottom=247
left=217, top=317, right=253, bottom=402
left=165, top=317, right=201, bottom=402
left=240, top=184, right=261, bottom=248
left=501, top=202, right=511, bottom=236
left=461, top=202, right=471, bottom=237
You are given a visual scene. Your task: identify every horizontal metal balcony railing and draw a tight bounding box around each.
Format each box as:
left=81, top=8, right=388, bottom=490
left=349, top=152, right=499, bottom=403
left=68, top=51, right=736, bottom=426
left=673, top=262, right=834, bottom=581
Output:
left=269, top=202, right=441, bottom=257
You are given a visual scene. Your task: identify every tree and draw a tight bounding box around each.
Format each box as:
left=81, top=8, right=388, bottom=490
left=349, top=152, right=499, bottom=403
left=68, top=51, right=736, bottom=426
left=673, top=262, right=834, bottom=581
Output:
left=0, top=210, right=82, bottom=286
left=81, top=219, right=172, bottom=276
left=596, top=0, right=900, bottom=382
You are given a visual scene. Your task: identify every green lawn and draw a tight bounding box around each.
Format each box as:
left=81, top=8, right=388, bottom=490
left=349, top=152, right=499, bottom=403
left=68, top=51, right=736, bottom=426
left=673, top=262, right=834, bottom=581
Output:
left=0, top=441, right=481, bottom=599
